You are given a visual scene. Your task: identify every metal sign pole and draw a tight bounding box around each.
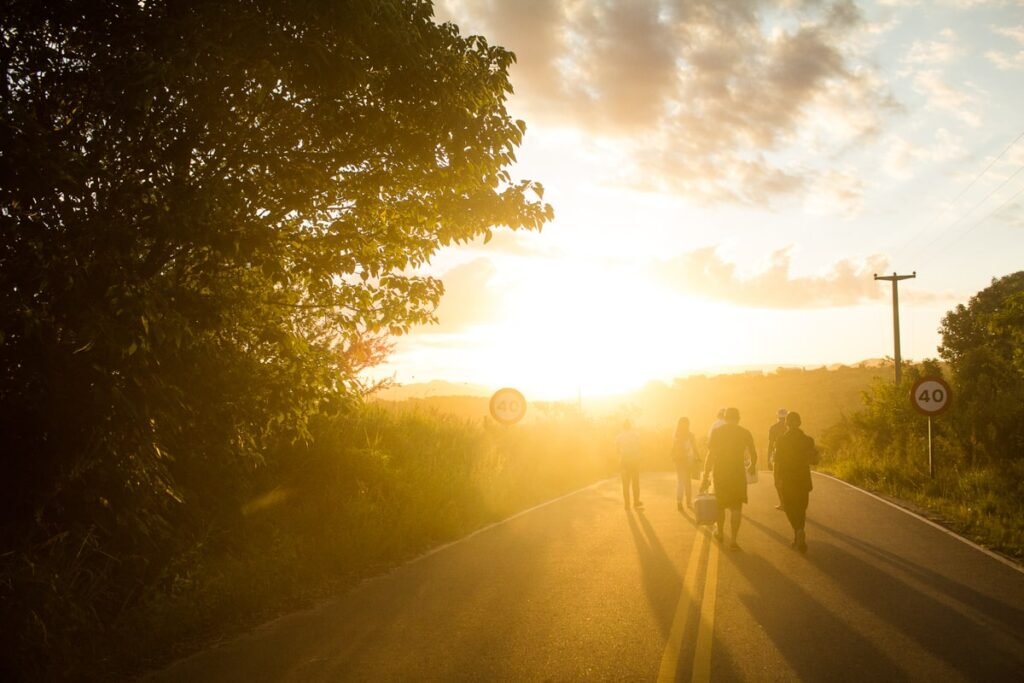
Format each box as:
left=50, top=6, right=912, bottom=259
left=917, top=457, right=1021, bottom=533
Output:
left=928, top=416, right=934, bottom=479
left=912, top=376, right=949, bottom=480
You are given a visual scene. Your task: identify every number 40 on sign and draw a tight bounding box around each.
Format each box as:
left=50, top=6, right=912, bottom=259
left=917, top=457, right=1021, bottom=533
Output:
left=912, top=377, right=951, bottom=416
left=911, top=376, right=952, bottom=479
left=490, top=388, right=527, bottom=425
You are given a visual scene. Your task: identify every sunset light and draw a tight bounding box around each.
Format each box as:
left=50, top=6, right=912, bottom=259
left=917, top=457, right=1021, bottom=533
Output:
left=365, top=0, right=1024, bottom=399
left=4, top=2, right=1023, bottom=680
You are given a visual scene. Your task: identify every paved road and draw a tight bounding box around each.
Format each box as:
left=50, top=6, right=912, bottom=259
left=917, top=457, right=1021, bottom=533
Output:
left=149, top=472, right=1024, bottom=682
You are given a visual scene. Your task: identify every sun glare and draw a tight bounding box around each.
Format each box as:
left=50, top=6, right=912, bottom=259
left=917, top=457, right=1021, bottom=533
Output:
left=482, top=261, right=752, bottom=400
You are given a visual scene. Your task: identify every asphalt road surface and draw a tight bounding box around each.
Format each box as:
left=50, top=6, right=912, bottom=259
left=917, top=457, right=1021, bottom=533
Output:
left=148, top=472, right=1024, bottom=682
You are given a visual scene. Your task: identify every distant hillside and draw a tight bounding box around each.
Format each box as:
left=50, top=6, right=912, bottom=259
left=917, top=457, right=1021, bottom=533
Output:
left=372, top=380, right=493, bottom=401
left=628, top=363, right=895, bottom=454
left=369, top=361, right=900, bottom=454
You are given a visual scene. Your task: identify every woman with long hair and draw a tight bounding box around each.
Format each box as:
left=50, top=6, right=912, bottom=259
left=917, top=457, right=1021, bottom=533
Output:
left=671, top=417, right=698, bottom=511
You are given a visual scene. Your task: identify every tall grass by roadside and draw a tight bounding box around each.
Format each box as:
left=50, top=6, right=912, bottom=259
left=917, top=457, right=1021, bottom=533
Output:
left=2, top=403, right=621, bottom=680
left=818, top=424, right=1024, bottom=563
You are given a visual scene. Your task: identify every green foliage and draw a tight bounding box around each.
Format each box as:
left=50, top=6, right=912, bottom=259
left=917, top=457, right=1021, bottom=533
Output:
left=938, top=271, right=1024, bottom=463
left=819, top=439, right=1024, bottom=563
left=846, top=359, right=944, bottom=465
left=1, top=2, right=550, bottom=678
left=818, top=273, right=1024, bottom=564
left=3, top=404, right=613, bottom=680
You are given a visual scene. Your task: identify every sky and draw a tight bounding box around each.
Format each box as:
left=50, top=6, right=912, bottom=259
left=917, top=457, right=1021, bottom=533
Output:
left=369, top=0, right=1024, bottom=400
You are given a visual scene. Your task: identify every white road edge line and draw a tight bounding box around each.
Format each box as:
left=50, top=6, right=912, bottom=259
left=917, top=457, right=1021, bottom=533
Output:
left=148, top=478, right=617, bottom=667
left=392, top=477, right=613, bottom=571
left=813, top=471, right=1023, bottom=574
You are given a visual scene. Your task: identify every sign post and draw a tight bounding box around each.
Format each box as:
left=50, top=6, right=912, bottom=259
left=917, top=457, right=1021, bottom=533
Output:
left=489, top=388, right=527, bottom=426
left=911, top=377, right=951, bottom=478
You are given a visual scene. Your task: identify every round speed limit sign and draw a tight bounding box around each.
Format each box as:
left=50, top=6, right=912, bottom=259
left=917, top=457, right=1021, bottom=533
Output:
left=911, top=377, right=951, bottom=416
left=490, top=387, right=527, bottom=425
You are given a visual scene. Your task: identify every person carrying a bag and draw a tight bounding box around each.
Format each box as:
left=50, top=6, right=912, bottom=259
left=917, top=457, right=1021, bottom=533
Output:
left=701, top=407, right=757, bottom=549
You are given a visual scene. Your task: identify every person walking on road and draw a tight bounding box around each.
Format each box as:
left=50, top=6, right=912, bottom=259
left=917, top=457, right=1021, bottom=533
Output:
left=708, top=408, right=726, bottom=443
left=701, top=407, right=757, bottom=549
left=671, top=417, right=699, bottom=511
left=774, top=411, right=819, bottom=553
left=767, top=408, right=788, bottom=510
left=617, top=419, right=643, bottom=510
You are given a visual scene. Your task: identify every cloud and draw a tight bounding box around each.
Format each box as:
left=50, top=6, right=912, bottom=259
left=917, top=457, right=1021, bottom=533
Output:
left=656, top=247, right=893, bottom=308
left=986, top=24, right=1024, bottom=70
left=947, top=0, right=1015, bottom=7
left=438, top=0, right=570, bottom=106
left=804, top=169, right=866, bottom=216
left=992, top=195, right=1024, bottom=228
left=439, top=0, right=896, bottom=205
left=882, top=129, right=966, bottom=179
left=994, top=25, right=1024, bottom=43
left=904, top=29, right=963, bottom=65
left=430, top=259, right=504, bottom=332
left=986, top=50, right=1024, bottom=69
left=911, top=70, right=983, bottom=127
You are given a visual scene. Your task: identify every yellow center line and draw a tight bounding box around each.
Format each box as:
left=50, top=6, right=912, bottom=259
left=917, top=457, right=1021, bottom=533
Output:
left=657, top=528, right=708, bottom=683
left=691, top=533, right=720, bottom=683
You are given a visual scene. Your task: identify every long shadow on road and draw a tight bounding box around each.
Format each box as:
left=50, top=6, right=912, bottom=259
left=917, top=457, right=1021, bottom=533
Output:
left=808, top=519, right=1024, bottom=637
left=728, top=518, right=910, bottom=682
left=626, top=510, right=683, bottom=640
left=806, top=520, right=1024, bottom=680
left=745, top=515, right=1024, bottom=681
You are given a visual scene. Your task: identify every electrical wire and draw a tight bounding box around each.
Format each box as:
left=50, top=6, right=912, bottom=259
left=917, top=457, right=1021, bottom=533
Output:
left=915, top=164, right=1024, bottom=259
left=892, top=129, right=1024, bottom=261
left=945, top=180, right=1024, bottom=250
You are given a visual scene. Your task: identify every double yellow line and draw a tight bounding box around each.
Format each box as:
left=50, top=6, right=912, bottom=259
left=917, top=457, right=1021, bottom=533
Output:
left=656, top=527, right=720, bottom=683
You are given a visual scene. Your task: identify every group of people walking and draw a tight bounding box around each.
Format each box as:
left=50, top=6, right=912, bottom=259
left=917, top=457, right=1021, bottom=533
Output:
left=618, top=407, right=819, bottom=552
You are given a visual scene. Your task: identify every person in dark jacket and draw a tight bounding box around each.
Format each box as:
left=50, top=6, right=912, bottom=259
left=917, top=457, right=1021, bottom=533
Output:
left=773, top=411, right=819, bottom=553
left=767, top=408, right=788, bottom=510
left=701, top=407, right=757, bottom=549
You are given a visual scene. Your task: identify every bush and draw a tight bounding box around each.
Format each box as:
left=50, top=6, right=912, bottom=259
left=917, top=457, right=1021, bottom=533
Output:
left=1, top=403, right=616, bottom=680
left=818, top=374, right=1024, bottom=563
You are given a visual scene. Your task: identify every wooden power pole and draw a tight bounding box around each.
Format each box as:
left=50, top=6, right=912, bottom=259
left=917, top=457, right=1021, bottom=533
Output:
left=874, top=271, right=916, bottom=385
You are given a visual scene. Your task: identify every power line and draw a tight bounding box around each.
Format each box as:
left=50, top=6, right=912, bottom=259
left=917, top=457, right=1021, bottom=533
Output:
left=945, top=130, right=1024, bottom=207
left=893, top=129, right=1024, bottom=261
left=946, top=181, right=1024, bottom=249
left=916, top=163, right=1024, bottom=259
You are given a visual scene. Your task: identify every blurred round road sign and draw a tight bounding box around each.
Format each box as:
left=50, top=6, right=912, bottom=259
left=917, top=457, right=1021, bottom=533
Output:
left=490, top=388, right=527, bottom=425
left=911, top=377, right=951, bottom=416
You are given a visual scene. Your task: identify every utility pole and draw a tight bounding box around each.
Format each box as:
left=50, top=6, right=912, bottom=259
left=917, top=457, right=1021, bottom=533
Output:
left=874, top=271, right=916, bottom=385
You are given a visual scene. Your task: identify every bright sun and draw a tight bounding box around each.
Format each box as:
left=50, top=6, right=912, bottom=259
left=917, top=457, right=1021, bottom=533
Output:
left=483, top=261, right=749, bottom=400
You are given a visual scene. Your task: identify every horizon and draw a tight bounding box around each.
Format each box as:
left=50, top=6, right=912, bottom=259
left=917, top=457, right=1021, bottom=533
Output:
left=373, top=355, right=901, bottom=403
left=366, top=0, right=1023, bottom=399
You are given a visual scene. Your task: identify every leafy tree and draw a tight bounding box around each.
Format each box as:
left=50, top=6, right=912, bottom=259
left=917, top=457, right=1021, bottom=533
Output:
left=938, top=271, right=1024, bottom=464
left=1, top=0, right=550, bottom=574
left=845, top=359, right=943, bottom=463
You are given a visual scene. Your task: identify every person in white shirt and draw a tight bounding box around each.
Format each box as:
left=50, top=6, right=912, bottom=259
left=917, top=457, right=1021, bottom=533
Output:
left=616, top=419, right=643, bottom=510
left=708, top=408, right=727, bottom=443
